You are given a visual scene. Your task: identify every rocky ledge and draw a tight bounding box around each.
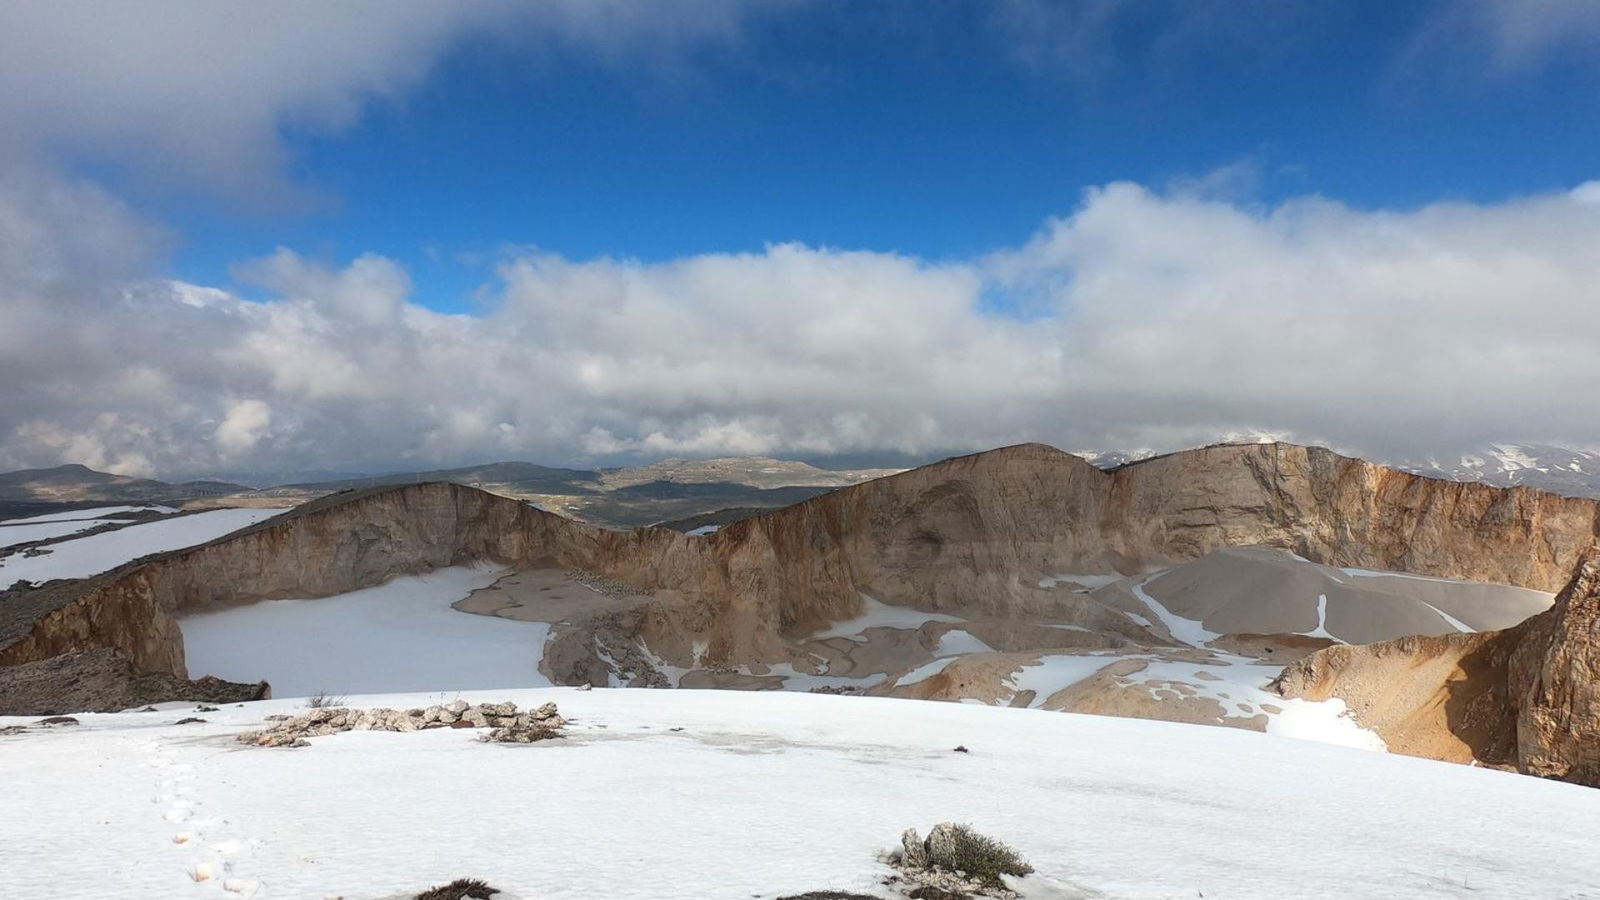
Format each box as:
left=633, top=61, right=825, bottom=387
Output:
left=238, top=700, right=564, bottom=748
left=0, top=648, right=269, bottom=716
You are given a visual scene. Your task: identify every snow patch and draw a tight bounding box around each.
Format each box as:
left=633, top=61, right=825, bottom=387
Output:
left=0, top=505, right=176, bottom=524
left=1420, top=600, right=1475, bottom=634
left=181, top=564, right=551, bottom=697
left=934, top=629, right=995, bottom=656
left=1038, top=573, right=1122, bottom=590
left=896, top=656, right=958, bottom=685
left=1005, top=654, right=1119, bottom=707
left=810, top=594, right=963, bottom=642
left=1300, top=593, right=1337, bottom=641
left=0, top=508, right=282, bottom=583
left=1132, top=574, right=1222, bottom=647
left=0, top=518, right=120, bottom=549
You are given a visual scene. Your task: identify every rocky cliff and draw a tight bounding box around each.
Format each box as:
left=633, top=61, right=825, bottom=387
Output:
left=675, top=442, right=1600, bottom=658
left=0, top=484, right=650, bottom=676
left=1274, top=546, right=1600, bottom=785
left=6, top=441, right=1600, bottom=690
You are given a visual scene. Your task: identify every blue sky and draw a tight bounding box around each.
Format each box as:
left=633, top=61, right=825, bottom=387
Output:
left=5, top=0, right=1600, bottom=477
left=130, top=1, right=1600, bottom=312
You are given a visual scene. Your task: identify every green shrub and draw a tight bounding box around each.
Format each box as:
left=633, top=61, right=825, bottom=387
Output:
left=414, top=878, right=498, bottom=900
left=925, top=823, right=1033, bottom=888
left=306, top=690, right=346, bottom=709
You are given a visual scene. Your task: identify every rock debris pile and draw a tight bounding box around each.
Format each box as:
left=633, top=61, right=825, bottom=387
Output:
left=237, top=700, right=564, bottom=748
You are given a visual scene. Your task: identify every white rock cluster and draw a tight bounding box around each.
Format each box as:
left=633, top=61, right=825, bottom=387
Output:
left=238, top=700, right=564, bottom=748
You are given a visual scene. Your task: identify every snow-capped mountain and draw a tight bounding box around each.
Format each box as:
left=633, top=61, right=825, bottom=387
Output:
left=1079, top=441, right=1600, bottom=500
left=1402, top=443, right=1600, bottom=499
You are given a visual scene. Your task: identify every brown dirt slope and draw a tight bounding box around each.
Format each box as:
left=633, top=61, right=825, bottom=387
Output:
left=1274, top=546, right=1600, bottom=785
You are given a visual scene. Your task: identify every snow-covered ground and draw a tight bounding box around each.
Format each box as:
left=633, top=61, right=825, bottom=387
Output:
left=0, top=505, right=176, bottom=524
left=182, top=565, right=552, bottom=696
left=4, top=688, right=1596, bottom=899
left=0, top=516, right=122, bottom=548
left=0, top=504, right=183, bottom=550
left=0, top=508, right=282, bottom=583
left=811, top=594, right=964, bottom=641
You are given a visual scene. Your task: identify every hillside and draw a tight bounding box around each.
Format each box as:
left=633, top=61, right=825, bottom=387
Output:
left=1274, top=545, right=1600, bottom=784
left=202, top=457, right=900, bottom=527
left=1402, top=442, right=1600, bottom=498
left=0, top=465, right=248, bottom=511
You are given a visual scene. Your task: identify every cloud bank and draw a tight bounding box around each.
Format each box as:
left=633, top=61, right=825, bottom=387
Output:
left=3, top=0, right=1600, bottom=478
left=4, top=165, right=1600, bottom=477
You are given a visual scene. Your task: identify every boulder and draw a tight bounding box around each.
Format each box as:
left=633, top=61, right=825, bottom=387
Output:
left=924, top=823, right=961, bottom=867
left=1507, top=550, right=1600, bottom=783
left=900, top=828, right=927, bottom=869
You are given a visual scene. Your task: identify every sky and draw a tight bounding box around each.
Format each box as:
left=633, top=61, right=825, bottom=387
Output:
left=2, top=0, right=1600, bottom=480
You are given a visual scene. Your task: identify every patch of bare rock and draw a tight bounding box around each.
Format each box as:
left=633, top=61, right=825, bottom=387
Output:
left=238, top=700, right=564, bottom=748
left=0, top=647, right=268, bottom=716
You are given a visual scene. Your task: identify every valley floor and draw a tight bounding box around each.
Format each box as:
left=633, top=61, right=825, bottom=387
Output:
left=4, top=688, right=1598, bottom=899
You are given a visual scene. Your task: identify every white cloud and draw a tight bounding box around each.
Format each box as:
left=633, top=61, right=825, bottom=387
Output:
left=1404, top=0, right=1600, bottom=76
left=5, top=167, right=1600, bottom=477
left=0, top=0, right=796, bottom=203
left=215, top=401, right=273, bottom=457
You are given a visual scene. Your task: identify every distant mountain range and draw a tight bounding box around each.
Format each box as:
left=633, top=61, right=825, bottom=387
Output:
left=0, top=457, right=902, bottom=529
left=6, top=443, right=1600, bottom=528
left=1397, top=443, right=1600, bottom=497
left=1078, top=442, right=1600, bottom=500
left=0, top=464, right=249, bottom=504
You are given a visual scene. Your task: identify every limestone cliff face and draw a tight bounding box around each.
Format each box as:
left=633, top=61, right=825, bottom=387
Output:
left=1508, top=550, right=1600, bottom=782
left=1274, top=546, right=1600, bottom=785
left=684, top=442, right=1600, bottom=650
left=1102, top=443, right=1600, bottom=588
left=0, top=483, right=641, bottom=676
left=7, top=441, right=1600, bottom=687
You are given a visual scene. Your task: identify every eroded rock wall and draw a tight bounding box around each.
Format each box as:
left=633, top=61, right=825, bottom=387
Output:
left=690, top=442, right=1600, bottom=642
left=1275, top=546, right=1600, bottom=785
left=0, top=648, right=269, bottom=716
left=8, top=441, right=1600, bottom=688
left=0, top=483, right=645, bottom=675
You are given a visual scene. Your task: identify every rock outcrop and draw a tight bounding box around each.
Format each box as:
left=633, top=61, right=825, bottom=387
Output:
left=0, top=648, right=269, bottom=716
left=671, top=442, right=1600, bottom=663
left=1274, top=546, right=1600, bottom=785
left=6, top=441, right=1600, bottom=699
left=237, top=699, right=563, bottom=748
left=0, top=483, right=652, bottom=676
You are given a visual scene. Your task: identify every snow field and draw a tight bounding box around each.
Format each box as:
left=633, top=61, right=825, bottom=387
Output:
left=0, top=508, right=283, bottom=583
left=3, top=688, right=1596, bottom=899
left=182, top=565, right=552, bottom=697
